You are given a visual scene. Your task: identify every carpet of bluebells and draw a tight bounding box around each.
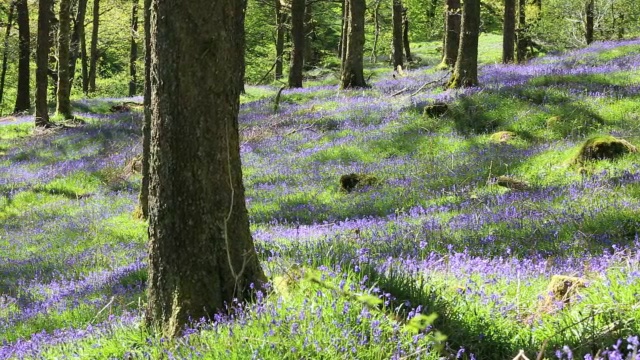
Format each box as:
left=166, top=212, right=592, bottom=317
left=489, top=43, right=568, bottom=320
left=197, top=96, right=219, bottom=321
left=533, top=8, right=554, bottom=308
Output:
left=2, top=38, right=640, bottom=359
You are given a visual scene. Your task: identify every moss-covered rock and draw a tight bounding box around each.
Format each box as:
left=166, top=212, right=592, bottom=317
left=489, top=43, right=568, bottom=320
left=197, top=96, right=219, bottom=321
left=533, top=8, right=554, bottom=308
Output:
left=573, top=135, right=637, bottom=163
left=489, top=131, right=517, bottom=143
left=340, top=173, right=379, bottom=192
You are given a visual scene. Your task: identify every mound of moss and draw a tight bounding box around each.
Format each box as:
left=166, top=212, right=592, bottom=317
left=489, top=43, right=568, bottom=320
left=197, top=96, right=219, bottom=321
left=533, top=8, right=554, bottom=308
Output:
left=573, top=135, right=637, bottom=163
left=489, top=131, right=517, bottom=143
left=340, top=173, right=379, bottom=192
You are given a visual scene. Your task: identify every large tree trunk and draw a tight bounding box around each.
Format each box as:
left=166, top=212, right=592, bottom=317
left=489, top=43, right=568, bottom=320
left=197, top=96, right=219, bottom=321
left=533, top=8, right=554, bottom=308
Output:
left=448, top=0, right=480, bottom=88
left=516, top=0, right=527, bottom=63
left=392, top=0, right=403, bottom=69
left=14, top=0, right=30, bottom=113
left=440, top=0, right=460, bottom=68
left=138, top=0, right=151, bottom=219
left=0, top=1, right=15, bottom=111
left=35, top=0, right=53, bottom=127
left=340, top=0, right=366, bottom=89
left=146, top=0, right=265, bottom=339
left=402, top=7, right=412, bottom=62
left=585, top=0, right=594, bottom=44
left=88, top=0, right=99, bottom=93
left=69, top=0, right=88, bottom=98
left=274, top=0, right=286, bottom=81
left=56, top=0, right=72, bottom=119
left=288, top=0, right=305, bottom=88
left=128, top=0, right=139, bottom=96
left=502, top=0, right=516, bottom=64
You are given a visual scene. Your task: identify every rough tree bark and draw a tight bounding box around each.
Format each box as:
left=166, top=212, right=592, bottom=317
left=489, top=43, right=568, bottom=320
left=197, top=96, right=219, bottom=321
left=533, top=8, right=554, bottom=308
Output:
left=0, top=1, right=15, bottom=110
left=516, top=0, right=527, bottom=63
left=35, top=0, right=53, bottom=127
left=503, top=0, right=516, bottom=63
left=88, top=0, right=99, bottom=93
left=274, top=0, right=286, bottom=80
left=402, top=7, right=412, bottom=62
left=340, top=0, right=366, bottom=89
left=138, top=0, right=151, bottom=219
left=439, top=0, right=460, bottom=68
left=392, top=0, right=404, bottom=69
left=146, top=0, right=265, bottom=339
left=128, top=0, right=139, bottom=96
left=448, top=0, right=480, bottom=88
left=56, top=0, right=73, bottom=119
left=14, top=0, right=30, bottom=113
left=585, top=0, right=594, bottom=44
left=288, top=0, right=305, bottom=88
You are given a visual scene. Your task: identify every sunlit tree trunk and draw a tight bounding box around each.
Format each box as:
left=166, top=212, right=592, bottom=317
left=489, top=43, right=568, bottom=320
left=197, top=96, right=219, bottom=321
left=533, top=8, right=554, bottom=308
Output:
left=35, top=0, right=53, bottom=127
left=402, top=7, right=412, bottom=62
left=288, top=0, right=305, bottom=88
left=370, top=0, right=381, bottom=63
left=448, top=0, right=480, bottom=88
left=88, top=0, right=99, bottom=93
left=392, top=0, right=403, bottom=69
left=69, top=0, right=88, bottom=97
left=128, top=0, right=139, bottom=96
left=585, top=0, right=594, bottom=44
left=503, top=0, right=516, bottom=63
left=146, top=0, right=265, bottom=339
left=340, top=0, right=366, bottom=89
left=56, top=0, right=73, bottom=119
left=274, top=0, right=286, bottom=81
left=439, top=0, right=460, bottom=68
left=138, top=0, right=151, bottom=219
left=14, top=0, right=30, bottom=113
left=0, top=1, right=15, bottom=111
left=516, top=0, right=527, bottom=63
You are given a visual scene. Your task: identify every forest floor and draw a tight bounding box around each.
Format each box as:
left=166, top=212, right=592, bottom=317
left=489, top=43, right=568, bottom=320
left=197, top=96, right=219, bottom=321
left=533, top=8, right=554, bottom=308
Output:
left=2, top=35, right=640, bottom=359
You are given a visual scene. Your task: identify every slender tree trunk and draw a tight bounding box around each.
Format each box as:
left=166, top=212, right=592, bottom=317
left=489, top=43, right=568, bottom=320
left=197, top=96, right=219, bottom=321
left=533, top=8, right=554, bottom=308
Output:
left=288, top=0, right=305, bottom=88
left=14, top=0, right=30, bottom=113
left=303, top=2, right=318, bottom=69
left=448, top=0, right=480, bottom=88
left=516, top=0, right=527, bottom=63
left=80, top=11, right=89, bottom=94
left=128, top=0, right=139, bottom=96
left=392, top=0, right=403, bottom=69
left=36, top=0, right=53, bottom=127
left=440, top=0, right=460, bottom=68
left=69, top=0, right=87, bottom=98
left=88, top=0, right=99, bottom=93
left=585, top=0, right=594, bottom=44
left=503, top=0, right=516, bottom=63
left=340, top=0, right=366, bottom=89
left=56, top=0, right=72, bottom=119
left=402, top=7, right=412, bottom=62
left=370, top=0, right=381, bottom=63
left=138, top=0, right=151, bottom=219
left=0, top=1, right=15, bottom=111
left=146, top=0, right=265, bottom=339
left=274, top=0, right=286, bottom=81
left=340, top=0, right=348, bottom=62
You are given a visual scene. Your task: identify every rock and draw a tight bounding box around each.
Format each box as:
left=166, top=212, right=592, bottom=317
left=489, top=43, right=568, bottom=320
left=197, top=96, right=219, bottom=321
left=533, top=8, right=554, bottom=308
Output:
left=573, top=135, right=637, bottom=164
left=340, top=173, right=379, bottom=192
left=490, top=131, right=517, bottom=143
left=494, top=175, right=530, bottom=191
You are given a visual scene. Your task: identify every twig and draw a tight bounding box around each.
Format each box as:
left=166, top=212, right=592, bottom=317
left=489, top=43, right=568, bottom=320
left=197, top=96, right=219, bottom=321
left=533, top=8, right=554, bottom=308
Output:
left=91, top=296, right=115, bottom=324
left=409, top=73, right=449, bottom=97
left=257, top=57, right=281, bottom=85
